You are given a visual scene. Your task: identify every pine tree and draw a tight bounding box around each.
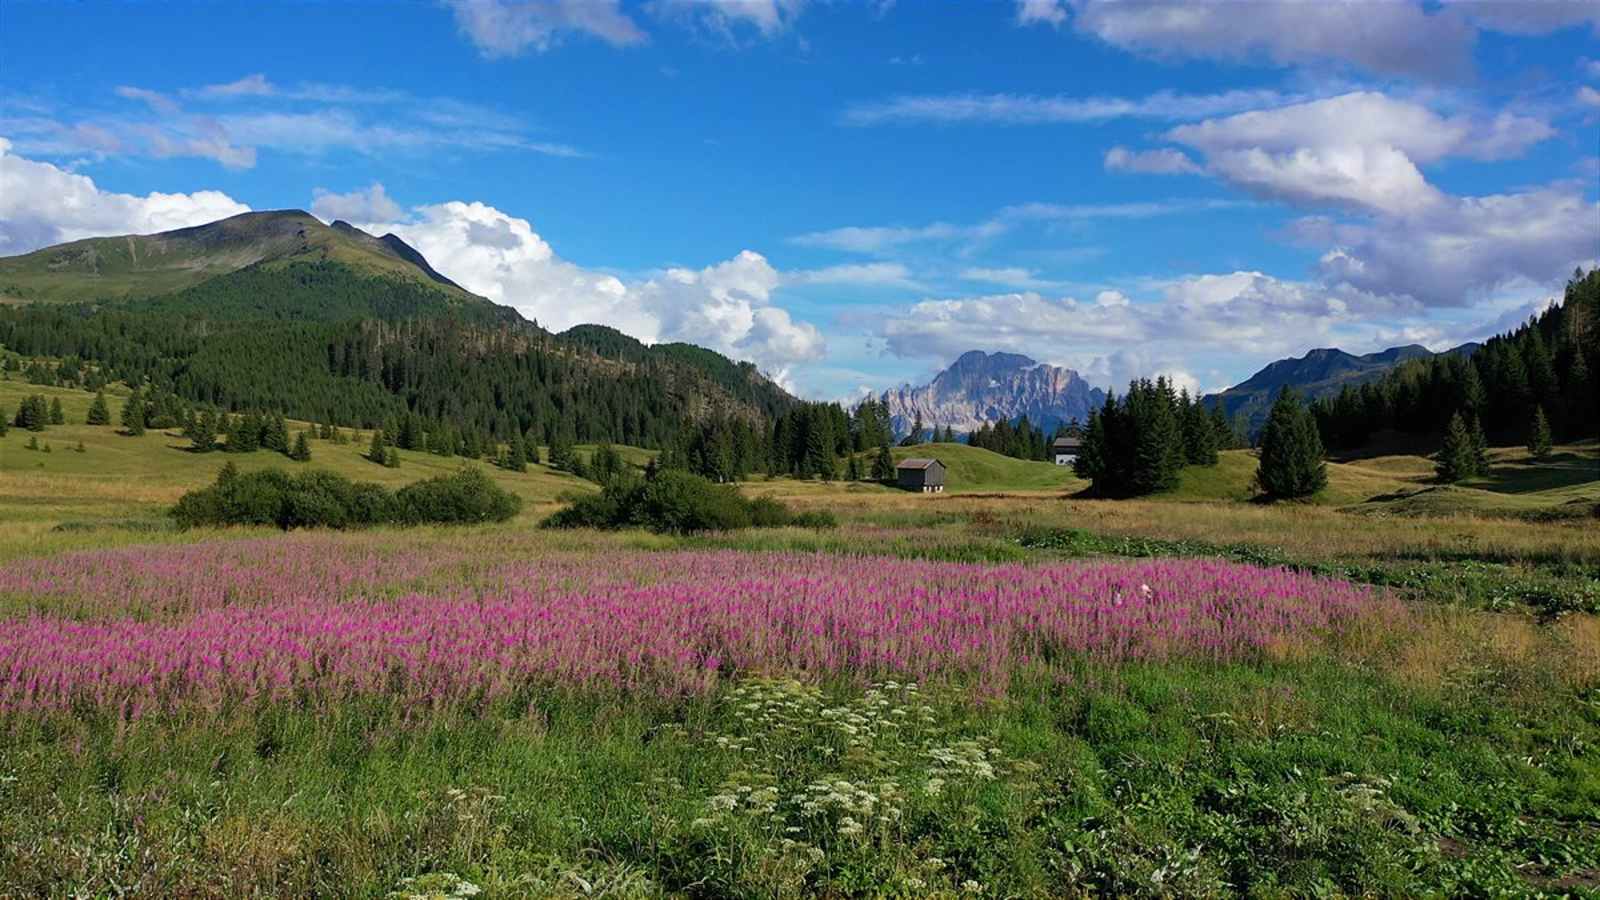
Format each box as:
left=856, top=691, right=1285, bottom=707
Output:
left=384, top=446, right=401, bottom=468
left=291, top=431, right=312, bottom=462
left=872, top=443, right=895, bottom=481
left=507, top=432, right=528, bottom=472
left=1256, top=388, right=1327, bottom=499
left=1528, top=405, right=1553, bottom=459
left=121, top=387, right=144, bottom=434
left=1435, top=411, right=1478, bottom=483
left=1467, top=414, right=1489, bottom=475
left=368, top=428, right=388, bottom=463
left=1180, top=392, right=1218, bottom=466
left=846, top=452, right=864, bottom=481
left=49, top=397, right=64, bottom=425
left=218, top=460, right=239, bottom=485
left=901, top=412, right=924, bottom=447
left=187, top=409, right=218, bottom=453
left=0, top=406, right=8, bottom=437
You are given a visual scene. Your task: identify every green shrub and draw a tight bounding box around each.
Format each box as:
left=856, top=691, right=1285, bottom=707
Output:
left=395, top=467, right=523, bottom=524
left=543, top=470, right=829, bottom=534
left=170, top=466, right=520, bottom=530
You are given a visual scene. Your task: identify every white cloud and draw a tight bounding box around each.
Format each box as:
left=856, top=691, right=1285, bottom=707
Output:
left=1579, top=86, right=1600, bottom=108
left=310, top=183, right=405, bottom=223
left=1164, top=92, right=1553, bottom=215
left=194, top=74, right=276, bottom=98
left=343, top=200, right=824, bottom=376
left=0, top=139, right=250, bottom=254
left=1016, top=0, right=1067, bottom=27
left=790, top=220, right=1005, bottom=254
left=1026, top=0, right=1477, bottom=81
left=785, top=262, right=922, bottom=289
left=1299, top=187, right=1600, bottom=307
left=445, top=0, right=646, bottom=57
left=792, top=198, right=1244, bottom=254
left=1439, top=0, right=1600, bottom=35
left=114, top=86, right=180, bottom=116
left=842, top=87, right=1297, bottom=126
left=650, top=0, right=808, bottom=40
left=1103, top=145, right=1201, bottom=175
left=874, top=270, right=1402, bottom=391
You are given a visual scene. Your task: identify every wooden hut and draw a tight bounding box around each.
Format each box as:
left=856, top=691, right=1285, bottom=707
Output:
left=896, top=458, right=946, bottom=493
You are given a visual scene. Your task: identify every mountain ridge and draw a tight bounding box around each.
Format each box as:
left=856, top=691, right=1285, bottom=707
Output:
left=879, top=350, right=1105, bottom=436
left=1205, top=341, right=1480, bottom=433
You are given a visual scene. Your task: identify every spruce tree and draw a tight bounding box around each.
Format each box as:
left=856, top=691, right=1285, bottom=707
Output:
left=507, top=433, right=528, bottom=472
left=121, top=388, right=143, bottom=434
left=0, top=406, right=8, bottom=437
left=291, top=431, right=312, bottom=462
left=368, top=429, right=388, bottom=463
left=384, top=446, right=401, bottom=468
left=49, top=397, right=64, bottom=425
left=846, top=452, right=864, bottom=481
left=1435, top=411, right=1478, bottom=483
left=1181, top=394, right=1218, bottom=466
left=1468, top=414, right=1489, bottom=475
left=1256, top=388, right=1327, bottom=499
left=872, top=443, right=895, bottom=481
left=1528, top=405, right=1553, bottom=459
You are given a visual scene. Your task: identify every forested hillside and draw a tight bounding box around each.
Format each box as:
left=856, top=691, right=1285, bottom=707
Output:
left=1312, top=268, right=1598, bottom=450
left=0, top=217, right=800, bottom=453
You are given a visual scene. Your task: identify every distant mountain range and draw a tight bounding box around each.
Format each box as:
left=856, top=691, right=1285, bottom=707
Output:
left=879, top=350, right=1105, bottom=436
left=1204, top=342, right=1480, bottom=433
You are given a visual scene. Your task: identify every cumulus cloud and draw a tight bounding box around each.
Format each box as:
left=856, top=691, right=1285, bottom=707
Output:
left=1580, top=85, right=1600, bottom=108
left=1018, top=0, right=1478, bottom=80
left=1438, top=0, right=1600, bottom=35
left=1163, top=92, right=1553, bottom=215
left=310, top=183, right=405, bottom=223
left=445, top=0, right=646, bottom=57
left=0, top=139, right=250, bottom=254
left=1103, top=145, right=1201, bottom=175
left=875, top=270, right=1401, bottom=390
left=340, top=200, right=824, bottom=377
left=1297, top=188, right=1599, bottom=306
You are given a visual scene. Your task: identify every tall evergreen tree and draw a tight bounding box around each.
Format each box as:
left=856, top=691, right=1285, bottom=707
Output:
left=291, top=431, right=312, bottom=462
left=86, top=389, right=112, bottom=422
left=1528, top=405, right=1553, bottom=459
left=368, top=428, right=388, bottom=463
left=48, top=397, right=65, bottom=425
left=507, top=432, right=528, bottom=472
left=121, top=389, right=146, bottom=437
left=1435, top=411, right=1479, bottom=483
left=1256, top=388, right=1326, bottom=499
left=1180, top=391, right=1218, bottom=466
left=872, top=443, right=895, bottom=482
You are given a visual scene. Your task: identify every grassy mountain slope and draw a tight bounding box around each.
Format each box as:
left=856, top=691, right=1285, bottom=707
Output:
left=0, top=211, right=472, bottom=304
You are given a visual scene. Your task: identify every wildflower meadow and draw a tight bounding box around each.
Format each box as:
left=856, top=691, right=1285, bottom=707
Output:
left=2, top=530, right=1596, bottom=897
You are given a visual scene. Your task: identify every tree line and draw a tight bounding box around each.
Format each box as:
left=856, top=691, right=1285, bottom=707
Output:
left=1313, top=268, right=1597, bottom=453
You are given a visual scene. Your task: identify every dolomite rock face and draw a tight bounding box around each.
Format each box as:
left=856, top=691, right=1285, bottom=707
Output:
left=880, top=350, right=1105, bottom=437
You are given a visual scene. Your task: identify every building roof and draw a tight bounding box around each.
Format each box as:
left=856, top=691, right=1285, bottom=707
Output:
left=1052, top=436, right=1083, bottom=450
left=896, top=458, right=943, bottom=470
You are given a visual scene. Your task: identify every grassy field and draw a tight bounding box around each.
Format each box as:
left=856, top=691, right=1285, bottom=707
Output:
left=2, top=377, right=1599, bottom=895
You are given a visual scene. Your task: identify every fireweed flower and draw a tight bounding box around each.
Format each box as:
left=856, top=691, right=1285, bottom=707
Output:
left=0, top=541, right=1397, bottom=718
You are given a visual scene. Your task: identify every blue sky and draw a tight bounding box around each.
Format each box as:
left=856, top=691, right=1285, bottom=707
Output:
left=2, top=0, right=1597, bottom=400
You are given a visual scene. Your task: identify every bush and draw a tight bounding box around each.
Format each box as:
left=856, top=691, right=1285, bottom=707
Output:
left=171, top=466, right=520, bottom=530
left=395, top=467, right=523, bottom=524
left=543, top=470, right=830, bottom=534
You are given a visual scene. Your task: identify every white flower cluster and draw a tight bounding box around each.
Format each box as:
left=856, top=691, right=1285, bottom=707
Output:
left=387, top=871, right=482, bottom=900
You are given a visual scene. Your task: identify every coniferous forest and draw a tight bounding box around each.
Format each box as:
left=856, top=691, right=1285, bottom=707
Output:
left=1311, top=268, right=1598, bottom=451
